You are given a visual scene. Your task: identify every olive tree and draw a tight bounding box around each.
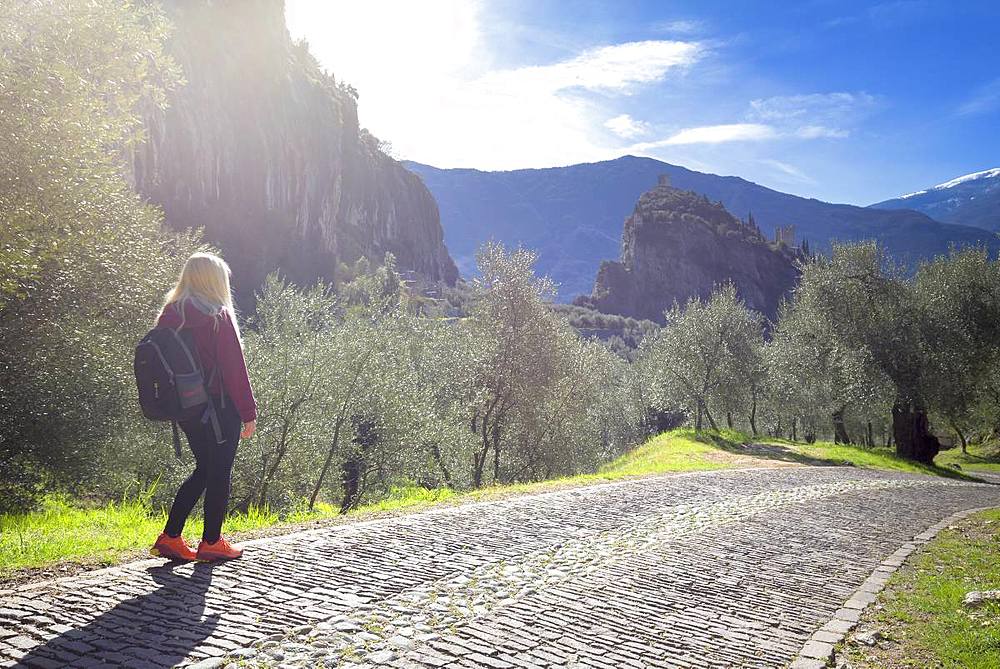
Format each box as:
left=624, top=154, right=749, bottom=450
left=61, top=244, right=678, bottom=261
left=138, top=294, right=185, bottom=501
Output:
left=233, top=275, right=340, bottom=511
left=465, top=243, right=564, bottom=486
left=914, top=247, right=1000, bottom=452
left=765, top=299, right=891, bottom=444
left=0, top=0, right=196, bottom=512
left=640, top=283, right=764, bottom=431
left=784, top=243, right=997, bottom=463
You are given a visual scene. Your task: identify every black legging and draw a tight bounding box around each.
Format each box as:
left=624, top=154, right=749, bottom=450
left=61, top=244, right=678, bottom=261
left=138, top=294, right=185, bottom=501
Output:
left=164, top=395, right=241, bottom=543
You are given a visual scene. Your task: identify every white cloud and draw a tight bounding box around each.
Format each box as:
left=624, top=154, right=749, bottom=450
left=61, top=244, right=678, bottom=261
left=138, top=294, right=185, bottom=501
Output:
left=651, top=19, right=706, bottom=35
left=632, top=123, right=777, bottom=149
left=795, top=125, right=849, bottom=139
left=956, top=78, right=1000, bottom=117
left=759, top=159, right=816, bottom=184
left=285, top=1, right=701, bottom=169
left=485, top=40, right=701, bottom=95
left=628, top=116, right=852, bottom=153
left=748, top=92, right=878, bottom=126
left=605, top=114, right=650, bottom=139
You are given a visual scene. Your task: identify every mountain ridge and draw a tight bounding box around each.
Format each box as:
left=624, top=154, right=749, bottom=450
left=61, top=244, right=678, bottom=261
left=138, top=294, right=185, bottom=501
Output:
left=872, top=167, right=1000, bottom=232
left=406, top=155, right=999, bottom=301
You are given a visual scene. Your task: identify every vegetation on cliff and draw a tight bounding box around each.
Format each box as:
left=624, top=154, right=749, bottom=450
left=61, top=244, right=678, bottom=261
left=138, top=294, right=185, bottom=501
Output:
left=576, top=179, right=804, bottom=322
left=132, top=0, right=458, bottom=302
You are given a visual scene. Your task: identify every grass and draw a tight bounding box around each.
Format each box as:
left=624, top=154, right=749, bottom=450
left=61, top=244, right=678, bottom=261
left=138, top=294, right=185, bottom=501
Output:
left=840, top=508, right=1000, bottom=668
left=0, top=493, right=339, bottom=578
left=600, top=428, right=748, bottom=475
left=793, top=441, right=976, bottom=479
left=0, top=428, right=989, bottom=581
left=935, top=440, right=1000, bottom=473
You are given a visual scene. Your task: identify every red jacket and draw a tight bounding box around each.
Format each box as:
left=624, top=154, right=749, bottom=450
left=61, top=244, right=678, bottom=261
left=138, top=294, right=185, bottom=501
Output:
left=157, top=300, right=258, bottom=423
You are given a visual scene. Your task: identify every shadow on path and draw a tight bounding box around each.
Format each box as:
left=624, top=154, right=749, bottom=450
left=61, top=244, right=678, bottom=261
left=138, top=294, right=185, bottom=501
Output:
left=699, top=432, right=990, bottom=483
left=698, top=432, right=838, bottom=467
left=14, top=562, right=219, bottom=668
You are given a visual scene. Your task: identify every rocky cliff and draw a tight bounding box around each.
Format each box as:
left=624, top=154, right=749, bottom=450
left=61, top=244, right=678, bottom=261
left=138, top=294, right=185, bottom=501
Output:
left=576, top=178, right=801, bottom=323
left=132, top=0, right=457, bottom=299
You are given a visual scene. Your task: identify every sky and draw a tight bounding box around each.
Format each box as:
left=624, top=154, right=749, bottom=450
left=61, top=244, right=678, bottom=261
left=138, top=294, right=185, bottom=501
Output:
left=285, top=0, right=1000, bottom=205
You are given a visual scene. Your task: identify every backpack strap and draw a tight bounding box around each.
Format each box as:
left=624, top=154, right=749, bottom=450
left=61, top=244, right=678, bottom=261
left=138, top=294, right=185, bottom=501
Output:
left=212, top=320, right=226, bottom=410
left=171, top=421, right=183, bottom=458
left=201, top=404, right=225, bottom=444
left=174, top=318, right=226, bottom=444
left=169, top=328, right=201, bottom=374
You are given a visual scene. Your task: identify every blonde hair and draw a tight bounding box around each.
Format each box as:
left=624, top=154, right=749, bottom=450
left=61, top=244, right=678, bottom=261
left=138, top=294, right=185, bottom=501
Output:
left=159, top=252, right=240, bottom=339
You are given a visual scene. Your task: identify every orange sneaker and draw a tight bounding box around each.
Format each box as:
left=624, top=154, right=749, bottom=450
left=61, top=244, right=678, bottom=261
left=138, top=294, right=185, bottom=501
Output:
left=150, top=532, right=197, bottom=561
left=196, top=537, right=243, bottom=561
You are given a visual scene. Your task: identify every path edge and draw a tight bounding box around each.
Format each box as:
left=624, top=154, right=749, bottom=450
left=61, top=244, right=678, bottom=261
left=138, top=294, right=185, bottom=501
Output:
left=788, top=504, right=999, bottom=669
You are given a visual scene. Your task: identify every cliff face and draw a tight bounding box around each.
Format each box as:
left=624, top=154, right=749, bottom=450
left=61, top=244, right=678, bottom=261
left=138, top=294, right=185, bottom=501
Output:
left=132, top=0, right=457, bottom=298
left=577, top=179, right=801, bottom=323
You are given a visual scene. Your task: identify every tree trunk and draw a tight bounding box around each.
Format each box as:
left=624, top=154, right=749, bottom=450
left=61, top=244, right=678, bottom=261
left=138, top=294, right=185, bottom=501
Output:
left=948, top=417, right=968, bottom=454
left=428, top=441, right=452, bottom=485
left=473, top=408, right=492, bottom=488
left=749, top=395, right=758, bottom=437
left=309, top=345, right=378, bottom=509
left=866, top=421, right=874, bottom=448
left=340, top=458, right=362, bottom=514
left=492, top=419, right=502, bottom=484
left=258, top=425, right=291, bottom=508
left=472, top=450, right=485, bottom=488
left=832, top=408, right=851, bottom=444
left=704, top=404, right=719, bottom=432
left=695, top=400, right=704, bottom=431
left=791, top=417, right=797, bottom=442
left=310, top=414, right=345, bottom=509
left=892, top=401, right=940, bottom=464
left=726, top=412, right=733, bottom=430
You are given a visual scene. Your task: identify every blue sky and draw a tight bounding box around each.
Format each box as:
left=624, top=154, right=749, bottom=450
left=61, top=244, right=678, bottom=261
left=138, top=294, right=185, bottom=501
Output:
left=286, top=0, right=1000, bottom=205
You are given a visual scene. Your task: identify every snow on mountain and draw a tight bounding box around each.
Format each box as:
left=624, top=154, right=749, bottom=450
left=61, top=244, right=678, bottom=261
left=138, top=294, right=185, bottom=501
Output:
left=899, top=167, right=1000, bottom=199
left=872, top=167, right=1000, bottom=232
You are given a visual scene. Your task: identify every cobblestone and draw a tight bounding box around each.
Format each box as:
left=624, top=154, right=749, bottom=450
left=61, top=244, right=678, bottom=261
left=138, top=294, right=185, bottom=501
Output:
left=1, top=467, right=999, bottom=668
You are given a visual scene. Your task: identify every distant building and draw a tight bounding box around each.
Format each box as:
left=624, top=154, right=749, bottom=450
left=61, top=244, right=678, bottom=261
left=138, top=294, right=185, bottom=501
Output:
left=774, top=224, right=796, bottom=246
left=658, top=174, right=672, bottom=187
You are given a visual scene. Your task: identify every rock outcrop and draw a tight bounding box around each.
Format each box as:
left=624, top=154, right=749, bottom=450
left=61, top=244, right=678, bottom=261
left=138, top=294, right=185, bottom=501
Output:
left=132, top=0, right=457, bottom=299
left=576, top=178, right=801, bottom=323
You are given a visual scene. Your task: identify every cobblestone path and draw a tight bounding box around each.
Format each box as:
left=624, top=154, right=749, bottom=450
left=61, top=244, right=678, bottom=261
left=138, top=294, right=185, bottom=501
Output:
left=3, top=467, right=1000, bottom=669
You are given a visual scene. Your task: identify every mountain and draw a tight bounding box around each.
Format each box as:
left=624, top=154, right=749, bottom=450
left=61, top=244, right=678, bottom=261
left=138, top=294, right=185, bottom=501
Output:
left=132, top=0, right=457, bottom=301
left=405, top=156, right=999, bottom=301
left=871, top=168, right=1000, bottom=232
left=576, top=177, right=801, bottom=323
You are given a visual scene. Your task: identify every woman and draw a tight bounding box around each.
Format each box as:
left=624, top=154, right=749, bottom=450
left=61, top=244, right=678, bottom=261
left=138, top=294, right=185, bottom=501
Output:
left=150, top=252, right=257, bottom=562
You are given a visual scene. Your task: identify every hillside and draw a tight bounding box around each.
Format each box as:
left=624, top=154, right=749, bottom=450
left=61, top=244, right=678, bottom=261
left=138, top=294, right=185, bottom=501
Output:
left=576, top=178, right=802, bottom=323
left=872, top=168, right=1000, bottom=232
left=406, top=156, right=999, bottom=300
left=132, top=0, right=457, bottom=301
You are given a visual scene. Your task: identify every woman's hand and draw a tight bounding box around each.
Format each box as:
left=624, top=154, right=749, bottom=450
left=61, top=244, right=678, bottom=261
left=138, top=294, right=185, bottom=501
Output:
left=241, top=420, right=256, bottom=439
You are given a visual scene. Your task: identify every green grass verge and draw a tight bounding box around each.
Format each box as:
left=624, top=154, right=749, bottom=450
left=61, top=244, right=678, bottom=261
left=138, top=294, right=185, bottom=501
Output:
left=841, top=508, right=1000, bottom=668
left=792, top=441, right=975, bottom=480
left=0, top=429, right=986, bottom=579
left=935, top=441, right=1000, bottom=473
left=0, top=494, right=340, bottom=577
left=600, top=428, right=744, bottom=475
